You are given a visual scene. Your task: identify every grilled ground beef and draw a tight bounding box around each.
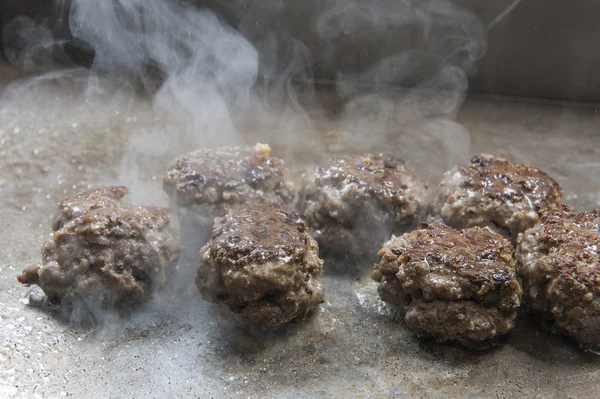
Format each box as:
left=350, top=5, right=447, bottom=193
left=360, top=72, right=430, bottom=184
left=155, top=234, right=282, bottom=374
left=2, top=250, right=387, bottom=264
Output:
left=196, top=206, right=324, bottom=327
left=431, top=154, right=563, bottom=243
left=300, top=153, right=427, bottom=259
left=517, top=205, right=600, bottom=347
left=17, top=187, right=180, bottom=311
left=372, top=222, right=522, bottom=346
left=163, top=143, right=293, bottom=262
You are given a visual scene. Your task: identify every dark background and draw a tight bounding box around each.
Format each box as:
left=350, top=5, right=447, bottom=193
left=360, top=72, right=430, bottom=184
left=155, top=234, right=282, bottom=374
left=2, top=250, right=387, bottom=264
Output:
left=1, top=0, right=599, bottom=103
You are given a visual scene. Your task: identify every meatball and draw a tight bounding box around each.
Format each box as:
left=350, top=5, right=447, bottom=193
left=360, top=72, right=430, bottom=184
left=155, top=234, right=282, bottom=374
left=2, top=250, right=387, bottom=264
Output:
left=300, top=153, right=427, bottom=258
left=372, top=222, right=522, bottom=346
left=432, top=154, right=563, bottom=242
left=196, top=206, right=324, bottom=327
left=517, top=205, right=600, bottom=347
left=17, top=187, right=180, bottom=311
left=163, top=143, right=294, bottom=260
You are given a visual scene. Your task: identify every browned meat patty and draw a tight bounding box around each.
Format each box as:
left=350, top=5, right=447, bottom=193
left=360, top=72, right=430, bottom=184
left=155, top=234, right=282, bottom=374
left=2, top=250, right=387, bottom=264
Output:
left=432, top=154, right=563, bottom=242
left=196, top=205, right=324, bottom=327
left=163, top=143, right=294, bottom=260
left=17, top=187, right=180, bottom=311
left=372, top=222, right=522, bottom=346
left=517, top=205, right=600, bottom=347
left=52, top=186, right=127, bottom=230
left=299, top=153, right=427, bottom=258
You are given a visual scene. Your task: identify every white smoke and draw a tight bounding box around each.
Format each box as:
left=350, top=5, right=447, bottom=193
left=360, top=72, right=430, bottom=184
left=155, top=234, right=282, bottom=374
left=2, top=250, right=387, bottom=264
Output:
left=2, top=0, right=488, bottom=175
left=1, top=0, right=489, bottom=321
left=68, top=0, right=259, bottom=149
left=312, top=0, right=486, bottom=175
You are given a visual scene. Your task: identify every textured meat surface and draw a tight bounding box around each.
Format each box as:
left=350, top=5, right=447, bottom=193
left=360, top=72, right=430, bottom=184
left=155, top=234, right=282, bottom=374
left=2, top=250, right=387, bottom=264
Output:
left=163, top=144, right=294, bottom=260
left=196, top=206, right=324, bottom=326
left=432, top=154, right=563, bottom=241
left=52, top=186, right=127, bottom=231
left=372, top=222, right=522, bottom=344
left=163, top=143, right=293, bottom=210
left=17, top=187, right=180, bottom=310
left=300, top=153, right=427, bottom=258
left=517, top=205, right=600, bottom=346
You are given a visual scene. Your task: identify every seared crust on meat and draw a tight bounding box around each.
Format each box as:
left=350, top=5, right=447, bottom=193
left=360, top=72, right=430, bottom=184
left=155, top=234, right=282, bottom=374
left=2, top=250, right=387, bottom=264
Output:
left=432, top=154, right=563, bottom=241
left=517, top=205, right=600, bottom=346
left=373, top=222, right=522, bottom=344
left=300, top=153, right=427, bottom=258
left=196, top=205, right=324, bottom=327
left=163, top=143, right=293, bottom=209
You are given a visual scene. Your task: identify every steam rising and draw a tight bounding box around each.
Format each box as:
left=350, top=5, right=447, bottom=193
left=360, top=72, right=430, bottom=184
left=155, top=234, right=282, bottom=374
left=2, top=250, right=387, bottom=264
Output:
left=2, top=0, right=487, bottom=164
left=2, top=0, right=487, bottom=321
left=313, top=0, right=485, bottom=177
left=2, top=16, right=65, bottom=71
left=70, top=0, right=260, bottom=150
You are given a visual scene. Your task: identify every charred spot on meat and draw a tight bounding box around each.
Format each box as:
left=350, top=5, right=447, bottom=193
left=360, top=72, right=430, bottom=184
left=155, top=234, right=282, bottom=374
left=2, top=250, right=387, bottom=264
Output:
left=196, top=205, right=324, bottom=327
left=372, top=222, right=522, bottom=347
left=299, top=153, right=427, bottom=260
left=431, top=154, right=563, bottom=243
left=517, top=205, right=600, bottom=348
left=163, top=143, right=294, bottom=264
left=17, top=187, right=180, bottom=315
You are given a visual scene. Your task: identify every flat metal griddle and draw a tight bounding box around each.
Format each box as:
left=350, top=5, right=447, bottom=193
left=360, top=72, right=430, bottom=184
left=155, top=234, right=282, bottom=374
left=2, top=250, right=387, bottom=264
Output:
left=1, top=71, right=600, bottom=398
